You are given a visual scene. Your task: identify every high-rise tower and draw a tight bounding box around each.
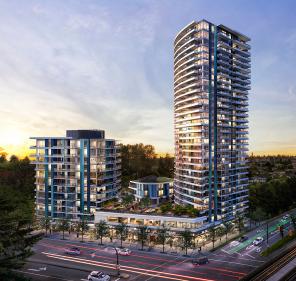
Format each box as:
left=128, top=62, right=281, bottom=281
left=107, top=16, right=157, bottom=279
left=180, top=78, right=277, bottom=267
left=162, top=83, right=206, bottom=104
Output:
left=174, top=20, right=250, bottom=223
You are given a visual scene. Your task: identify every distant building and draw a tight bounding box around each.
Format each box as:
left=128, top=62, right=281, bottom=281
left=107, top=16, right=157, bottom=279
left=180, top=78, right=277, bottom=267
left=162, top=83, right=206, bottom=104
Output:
left=31, top=130, right=121, bottom=221
left=174, top=20, right=250, bottom=224
left=129, top=175, right=173, bottom=204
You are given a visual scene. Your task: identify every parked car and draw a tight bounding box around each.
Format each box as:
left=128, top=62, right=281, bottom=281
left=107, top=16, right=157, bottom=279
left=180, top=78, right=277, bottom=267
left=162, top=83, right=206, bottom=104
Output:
left=192, top=257, right=209, bottom=266
left=253, top=237, right=264, bottom=246
left=65, top=247, right=81, bottom=255
left=239, top=236, right=248, bottom=242
left=88, top=271, right=110, bottom=281
left=118, top=248, right=131, bottom=256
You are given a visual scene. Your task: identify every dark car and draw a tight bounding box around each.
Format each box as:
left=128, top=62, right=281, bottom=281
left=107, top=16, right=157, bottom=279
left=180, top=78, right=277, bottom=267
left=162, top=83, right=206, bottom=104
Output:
left=192, top=257, right=209, bottom=266
left=239, top=236, right=248, bottom=242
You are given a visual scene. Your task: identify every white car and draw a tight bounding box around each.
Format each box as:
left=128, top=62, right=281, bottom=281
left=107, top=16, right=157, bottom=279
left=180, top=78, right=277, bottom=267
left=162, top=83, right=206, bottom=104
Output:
left=118, top=248, right=131, bottom=256
left=253, top=237, right=264, bottom=246
left=87, top=271, right=110, bottom=281
left=65, top=247, right=81, bottom=255
left=256, top=247, right=262, bottom=253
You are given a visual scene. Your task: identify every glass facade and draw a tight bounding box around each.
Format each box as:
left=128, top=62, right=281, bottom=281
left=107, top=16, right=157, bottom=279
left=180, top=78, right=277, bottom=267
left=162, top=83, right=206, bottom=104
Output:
left=174, top=20, right=250, bottom=224
left=31, top=130, right=121, bottom=221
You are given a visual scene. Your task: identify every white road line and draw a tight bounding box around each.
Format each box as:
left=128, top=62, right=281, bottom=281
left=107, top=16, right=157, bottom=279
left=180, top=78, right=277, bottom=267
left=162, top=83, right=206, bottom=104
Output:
left=80, top=279, right=88, bottom=281
left=208, top=258, right=257, bottom=268
left=28, top=268, right=40, bottom=272
left=245, top=253, right=256, bottom=259
left=210, top=252, right=261, bottom=262
left=14, top=269, right=74, bottom=281
left=137, top=256, right=182, bottom=281
left=114, top=278, right=121, bottom=281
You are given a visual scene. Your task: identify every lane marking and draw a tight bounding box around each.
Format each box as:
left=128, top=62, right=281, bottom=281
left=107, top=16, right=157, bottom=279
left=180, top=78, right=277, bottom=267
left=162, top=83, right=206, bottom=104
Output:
left=39, top=243, right=210, bottom=276
left=42, top=251, right=215, bottom=281
left=132, top=256, right=182, bottom=281
left=14, top=269, right=74, bottom=281
left=208, top=258, right=257, bottom=268
left=210, top=252, right=261, bottom=262
left=38, top=243, right=245, bottom=279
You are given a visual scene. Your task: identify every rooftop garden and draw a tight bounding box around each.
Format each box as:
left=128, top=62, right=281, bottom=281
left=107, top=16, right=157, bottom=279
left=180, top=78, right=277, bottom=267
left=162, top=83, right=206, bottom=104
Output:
left=101, top=196, right=201, bottom=218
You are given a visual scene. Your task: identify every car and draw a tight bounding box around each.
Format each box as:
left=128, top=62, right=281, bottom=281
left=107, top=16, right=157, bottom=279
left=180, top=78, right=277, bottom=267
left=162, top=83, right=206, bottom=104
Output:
left=239, top=236, right=248, bottom=242
left=118, top=248, right=131, bottom=256
left=88, top=271, right=110, bottom=281
left=283, top=214, right=290, bottom=220
left=192, top=257, right=209, bottom=266
left=256, top=247, right=262, bottom=253
left=253, top=237, right=264, bottom=246
left=65, top=247, right=81, bottom=255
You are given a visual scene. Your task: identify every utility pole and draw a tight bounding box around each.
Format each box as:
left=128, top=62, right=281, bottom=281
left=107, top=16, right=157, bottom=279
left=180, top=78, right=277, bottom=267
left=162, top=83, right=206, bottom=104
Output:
left=266, top=222, right=269, bottom=245
left=114, top=247, right=120, bottom=277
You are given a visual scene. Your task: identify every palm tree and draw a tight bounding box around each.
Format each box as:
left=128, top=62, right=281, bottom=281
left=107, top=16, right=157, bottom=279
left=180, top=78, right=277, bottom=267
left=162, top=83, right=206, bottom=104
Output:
left=57, top=218, right=70, bottom=240
left=137, top=224, right=149, bottom=250
left=95, top=220, right=109, bottom=245
left=115, top=222, right=128, bottom=248
left=207, top=226, right=217, bottom=250
left=179, top=229, right=193, bottom=256
left=224, top=222, right=234, bottom=242
left=39, top=216, right=51, bottom=236
left=157, top=225, right=170, bottom=253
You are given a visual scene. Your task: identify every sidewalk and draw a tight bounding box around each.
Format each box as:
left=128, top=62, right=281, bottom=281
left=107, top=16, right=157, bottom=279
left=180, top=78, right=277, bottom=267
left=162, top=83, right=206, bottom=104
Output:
left=44, top=228, right=242, bottom=258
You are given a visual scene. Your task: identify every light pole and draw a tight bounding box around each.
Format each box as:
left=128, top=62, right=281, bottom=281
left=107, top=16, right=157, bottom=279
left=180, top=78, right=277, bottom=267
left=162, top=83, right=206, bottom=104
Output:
left=266, top=222, right=269, bottom=245
left=114, top=247, right=120, bottom=277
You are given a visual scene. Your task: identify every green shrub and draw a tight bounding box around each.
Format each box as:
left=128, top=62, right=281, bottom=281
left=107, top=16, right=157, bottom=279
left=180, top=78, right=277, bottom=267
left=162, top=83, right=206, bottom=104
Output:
left=261, top=232, right=296, bottom=256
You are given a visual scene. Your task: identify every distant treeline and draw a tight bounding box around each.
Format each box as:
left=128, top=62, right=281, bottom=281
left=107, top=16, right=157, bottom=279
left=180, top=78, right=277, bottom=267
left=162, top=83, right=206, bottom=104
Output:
left=121, top=143, right=174, bottom=188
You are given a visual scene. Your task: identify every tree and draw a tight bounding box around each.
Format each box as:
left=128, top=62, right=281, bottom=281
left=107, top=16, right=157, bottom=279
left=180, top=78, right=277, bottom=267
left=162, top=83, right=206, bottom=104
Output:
left=250, top=207, right=267, bottom=226
left=137, top=225, right=149, bottom=250
left=179, top=229, right=193, bottom=256
left=140, top=197, right=150, bottom=209
left=73, top=221, right=80, bottom=238
left=122, top=194, right=134, bottom=208
left=234, top=215, right=244, bottom=234
left=39, top=216, right=51, bottom=237
left=0, top=186, right=40, bottom=280
left=216, top=226, right=225, bottom=243
left=56, top=218, right=70, bottom=240
left=290, top=215, right=296, bottom=231
left=207, top=226, right=217, bottom=249
left=78, top=216, right=89, bottom=242
left=224, top=222, right=234, bottom=242
left=157, top=225, right=170, bottom=253
left=95, top=220, right=109, bottom=245
left=115, top=222, right=128, bottom=248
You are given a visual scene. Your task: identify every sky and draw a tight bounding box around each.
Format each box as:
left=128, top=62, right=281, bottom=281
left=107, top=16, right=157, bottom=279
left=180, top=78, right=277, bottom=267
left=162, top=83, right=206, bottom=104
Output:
left=0, top=0, right=296, bottom=157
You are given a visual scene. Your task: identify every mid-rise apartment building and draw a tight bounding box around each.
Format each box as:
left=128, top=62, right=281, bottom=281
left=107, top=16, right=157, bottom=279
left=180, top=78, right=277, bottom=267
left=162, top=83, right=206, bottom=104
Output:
left=174, top=20, right=250, bottom=224
left=31, top=130, right=121, bottom=221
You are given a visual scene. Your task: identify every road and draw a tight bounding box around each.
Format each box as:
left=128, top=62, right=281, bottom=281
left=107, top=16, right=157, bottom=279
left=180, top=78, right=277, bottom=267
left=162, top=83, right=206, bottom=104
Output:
left=21, top=212, right=295, bottom=281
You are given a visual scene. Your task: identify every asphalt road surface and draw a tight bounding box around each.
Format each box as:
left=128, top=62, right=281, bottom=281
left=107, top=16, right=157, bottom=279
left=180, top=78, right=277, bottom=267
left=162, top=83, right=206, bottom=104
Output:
left=21, top=212, right=295, bottom=281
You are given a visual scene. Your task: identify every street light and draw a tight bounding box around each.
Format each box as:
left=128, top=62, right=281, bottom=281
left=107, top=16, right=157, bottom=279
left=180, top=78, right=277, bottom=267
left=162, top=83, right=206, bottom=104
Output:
left=114, top=247, right=120, bottom=277
left=266, top=222, right=269, bottom=245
